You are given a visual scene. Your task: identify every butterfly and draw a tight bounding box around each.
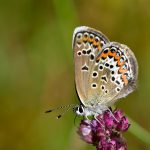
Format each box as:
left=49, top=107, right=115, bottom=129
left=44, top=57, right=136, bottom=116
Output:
left=72, top=26, right=138, bottom=118
left=46, top=26, right=138, bottom=119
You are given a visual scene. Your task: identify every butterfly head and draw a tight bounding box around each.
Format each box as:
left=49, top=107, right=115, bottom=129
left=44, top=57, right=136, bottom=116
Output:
left=73, top=105, right=85, bottom=116
left=73, top=104, right=105, bottom=117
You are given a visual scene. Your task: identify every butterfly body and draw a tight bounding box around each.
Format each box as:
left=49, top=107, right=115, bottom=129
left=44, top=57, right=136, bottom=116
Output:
left=73, top=26, right=138, bottom=117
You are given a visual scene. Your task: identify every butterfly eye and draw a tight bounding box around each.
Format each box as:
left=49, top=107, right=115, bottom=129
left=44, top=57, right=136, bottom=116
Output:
left=79, top=106, right=83, bottom=113
left=75, top=105, right=84, bottom=116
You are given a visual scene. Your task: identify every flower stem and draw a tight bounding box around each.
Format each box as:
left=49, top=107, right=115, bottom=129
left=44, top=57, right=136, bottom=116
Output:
left=128, top=116, right=150, bottom=145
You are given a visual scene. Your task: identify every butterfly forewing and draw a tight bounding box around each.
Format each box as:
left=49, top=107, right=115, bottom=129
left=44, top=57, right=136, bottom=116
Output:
left=73, top=26, right=109, bottom=106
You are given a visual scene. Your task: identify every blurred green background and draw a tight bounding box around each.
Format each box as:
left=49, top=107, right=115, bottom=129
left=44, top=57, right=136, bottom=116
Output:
left=0, top=0, right=150, bottom=149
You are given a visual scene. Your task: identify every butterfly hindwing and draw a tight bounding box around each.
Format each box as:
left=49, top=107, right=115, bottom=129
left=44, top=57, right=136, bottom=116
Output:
left=87, top=42, right=138, bottom=106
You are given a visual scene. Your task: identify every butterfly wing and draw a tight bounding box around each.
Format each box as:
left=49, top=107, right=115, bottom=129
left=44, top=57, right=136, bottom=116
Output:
left=73, top=26, right=138, bottom=107
left=106, top=42, right=138, bottom=105
left=72, top=26, right=110, bottom=106
left=87, top=42, right=138, bottom=107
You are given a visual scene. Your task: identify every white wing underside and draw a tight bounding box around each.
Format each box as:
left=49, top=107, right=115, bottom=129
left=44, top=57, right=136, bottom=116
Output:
left=73, top=26, right=138, bottom=108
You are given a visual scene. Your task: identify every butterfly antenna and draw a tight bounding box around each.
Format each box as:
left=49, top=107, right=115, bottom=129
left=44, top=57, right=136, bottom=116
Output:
left=45, top=104, right=76, bottom=113
left=56, top=105, right=73, bottom=119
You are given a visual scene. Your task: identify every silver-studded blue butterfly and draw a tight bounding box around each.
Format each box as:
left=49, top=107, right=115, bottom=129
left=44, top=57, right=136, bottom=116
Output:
left=45, top=26, right=138, bottom=120
left=73, top=26, right=138, bottom=118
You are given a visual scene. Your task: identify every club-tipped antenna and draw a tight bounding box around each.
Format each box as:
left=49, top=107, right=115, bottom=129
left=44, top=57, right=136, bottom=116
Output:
left=45, top=104, right=76, bottom=113
left=56, top=106, right=72, bottom=119
left=45, top=104, right=77, bottom=119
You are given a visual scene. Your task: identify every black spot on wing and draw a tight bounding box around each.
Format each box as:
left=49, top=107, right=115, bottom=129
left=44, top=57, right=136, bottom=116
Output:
left=101, top=76, right=108, bottom=83
left=82, top=65, right=88, bottom=71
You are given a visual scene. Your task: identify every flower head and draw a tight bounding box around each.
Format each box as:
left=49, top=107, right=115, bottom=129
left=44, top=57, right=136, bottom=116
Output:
left=78, top=109, right=129, bottom=150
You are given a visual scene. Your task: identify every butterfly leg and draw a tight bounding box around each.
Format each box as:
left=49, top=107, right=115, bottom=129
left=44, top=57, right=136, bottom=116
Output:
left=107, top=108, right=119, bottom=123
left=85, top=115, right=91, bottom=121
left=94, top=114, right=105, bottom=128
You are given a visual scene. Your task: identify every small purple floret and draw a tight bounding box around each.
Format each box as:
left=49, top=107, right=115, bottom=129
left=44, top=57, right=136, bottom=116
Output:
left=117, top=116, right=130, bottom=132
left=78, top=109, right=129, bottom=150
left=78, top=120, right=93, bottom=143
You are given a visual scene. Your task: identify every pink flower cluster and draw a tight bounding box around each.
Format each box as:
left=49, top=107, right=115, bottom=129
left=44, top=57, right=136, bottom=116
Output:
left=78, top=109, right=130, bottom=150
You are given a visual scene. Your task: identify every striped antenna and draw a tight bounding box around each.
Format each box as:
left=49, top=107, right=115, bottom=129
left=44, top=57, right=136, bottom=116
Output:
left=45, top=104, right=76, bottom=119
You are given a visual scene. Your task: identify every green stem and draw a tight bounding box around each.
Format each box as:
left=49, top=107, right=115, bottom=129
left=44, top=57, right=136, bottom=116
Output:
left=128, top=116, right=150, bottom=145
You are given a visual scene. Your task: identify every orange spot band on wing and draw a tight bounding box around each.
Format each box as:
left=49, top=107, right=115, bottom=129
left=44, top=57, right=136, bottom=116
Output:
left=89, top=37, right=94, bottom=43
left=122, top=75, right=128, bottom=85
left=93, top=41, right=100, bottom=47
left=87, top=37, right=91, bottom=42
left=101, top=52, right=108, bottom=58
left=96, top=55, right=101, bottom=60
left=108, top=51, right=116, bottom=57
left=96, top=52, right=107, bottom=60
left=83, top=37, right=88, bottom=42
left=118, top=68, right=128, bottom=74
left=98, top=45, right=102, bottom=51
left=117, top=60, right=125, bottom=66
left=115, top=55, right=120, bottom=60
